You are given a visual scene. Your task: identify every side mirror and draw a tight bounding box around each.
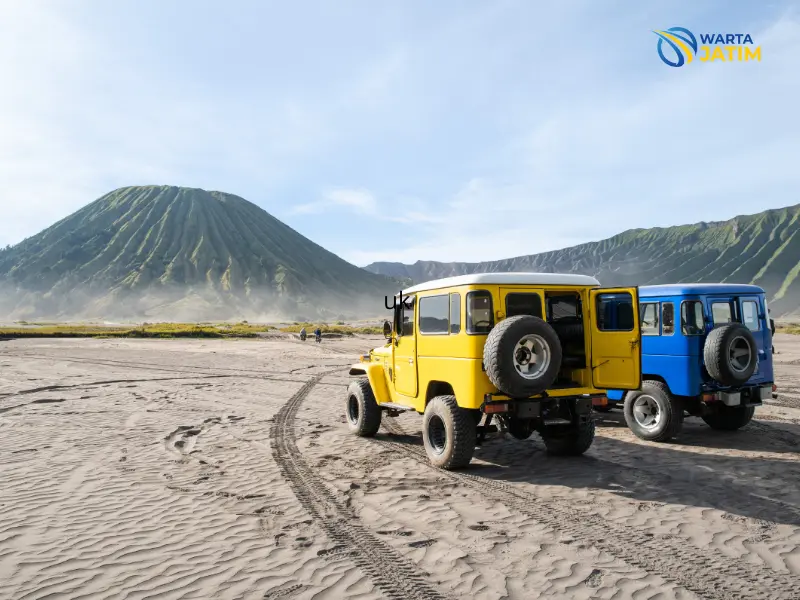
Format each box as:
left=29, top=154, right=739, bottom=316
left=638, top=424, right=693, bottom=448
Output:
left=383, top=320, right=392, bottom=339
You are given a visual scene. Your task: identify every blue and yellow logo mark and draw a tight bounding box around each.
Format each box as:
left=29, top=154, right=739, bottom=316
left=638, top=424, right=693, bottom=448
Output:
left=654, top=27, right=697, bottom=67
left=654, top=27, right=761, bottom=67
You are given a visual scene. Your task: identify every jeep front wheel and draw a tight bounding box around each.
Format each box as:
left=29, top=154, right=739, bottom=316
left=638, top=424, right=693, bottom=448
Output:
left=623, top=380, right=682, bottom=442
left=346, top=379, right=382, bottom=437
left=422, top=395, right=476, bottom=469
left=541, top=420, right=595, bottom=456
left=702, top=405, right=755, bottom=431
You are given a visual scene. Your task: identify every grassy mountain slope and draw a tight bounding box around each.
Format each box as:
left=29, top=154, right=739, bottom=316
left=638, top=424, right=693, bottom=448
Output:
left=365, top=204, right=800, bottom=318
left=0, top=186, right=397, bottom=321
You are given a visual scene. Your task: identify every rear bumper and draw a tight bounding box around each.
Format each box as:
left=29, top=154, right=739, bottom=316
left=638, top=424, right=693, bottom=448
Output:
left=701, top=383, right=774, bottom=407
left=481, top=394, right=593, bottom=424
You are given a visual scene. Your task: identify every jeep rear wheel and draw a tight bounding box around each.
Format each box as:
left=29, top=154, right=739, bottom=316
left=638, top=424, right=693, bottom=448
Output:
left=702, top=405, right=755, bottom=431
left=541, top=420, right=595, bottom=456
left=623, top=380, right=683, bottom=442
left=422, top=395, right=476, bottom=469
left=483, top=315, right=562, bottom=397
left=346, top=379, right=381, bottom=437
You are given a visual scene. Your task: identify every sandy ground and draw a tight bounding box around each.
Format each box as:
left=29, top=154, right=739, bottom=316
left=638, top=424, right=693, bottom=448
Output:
left=1, top=334, right=799, bottom=600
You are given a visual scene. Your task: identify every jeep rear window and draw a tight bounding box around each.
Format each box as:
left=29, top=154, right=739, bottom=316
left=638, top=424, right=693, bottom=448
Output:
left=467, top=291, right=493, bottom=334
left=681, top=300, right=704, bottom=335
left=640, top=302, right=659, bottom=335
left=595, top=293, right=634, bottom=331
left=506, top=293, right=542, bottom=318
left=711, top=302, right=733, bottom=325
left=548, top=295, right=580, bottom=321
left=742, top=300, right=760, bottom=331
left=662, top=302, right=675, bottom=335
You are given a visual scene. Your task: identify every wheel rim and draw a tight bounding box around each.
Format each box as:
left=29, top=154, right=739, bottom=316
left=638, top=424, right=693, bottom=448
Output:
left=632, top=394, right=662, bottom=430
left=729, top=336, right=752, bottom=373
left=512, top=334, right=550, bottom=380
left=347, top=395, right=360, bottom=425
left=427, top=415, right=447, bottom=455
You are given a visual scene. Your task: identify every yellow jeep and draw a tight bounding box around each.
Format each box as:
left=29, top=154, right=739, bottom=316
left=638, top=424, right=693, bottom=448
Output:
left=346, top=273, right=641, bottom=469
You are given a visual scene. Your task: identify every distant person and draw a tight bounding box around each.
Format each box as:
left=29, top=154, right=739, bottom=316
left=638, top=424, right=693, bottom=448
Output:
left=314, top=327, right=322, bottom=343
left=299, top=326, right=307, bottom=341
left=769, top=310, right=776, bottom=354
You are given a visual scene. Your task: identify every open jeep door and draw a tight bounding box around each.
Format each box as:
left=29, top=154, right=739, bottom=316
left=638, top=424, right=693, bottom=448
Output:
left=588, top=287, right=642, bottom=390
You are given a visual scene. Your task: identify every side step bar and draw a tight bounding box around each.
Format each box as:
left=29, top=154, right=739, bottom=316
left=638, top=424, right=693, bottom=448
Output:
left=379, top=402, right=416, bottom=415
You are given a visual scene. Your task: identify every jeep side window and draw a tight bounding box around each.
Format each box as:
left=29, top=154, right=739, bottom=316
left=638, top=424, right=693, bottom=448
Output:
left=506, top=293, right=542, bottom=318
left=711, top=302, right=733, bottom=325
left=681, top=300, right=704, bottom=335
left=401, top=297, right=415, bottom=336
left=418, top=294, right=449, bottom=334
left=466, top=290, right=493, bottom=334
left=596, top=293, right=634, bottom=331
left=450, top=293, right=461, bottom=334
left=742, top=300, right=760, bottom=331
left=640, top=302, right=659, bottom=336
left=662, top=302, right=675, bottom=335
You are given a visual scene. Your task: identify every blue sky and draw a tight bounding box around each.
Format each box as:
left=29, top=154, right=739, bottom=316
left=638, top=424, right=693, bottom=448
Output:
left=1, top=1, right=799, bottom=265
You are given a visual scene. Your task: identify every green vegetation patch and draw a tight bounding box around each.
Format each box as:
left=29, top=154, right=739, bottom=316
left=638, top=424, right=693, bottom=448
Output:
left=776, top=322, right=800, bottom=335
left=0, top=322, right=274, bottom=339
left=280, top=322, right=383, bottom=335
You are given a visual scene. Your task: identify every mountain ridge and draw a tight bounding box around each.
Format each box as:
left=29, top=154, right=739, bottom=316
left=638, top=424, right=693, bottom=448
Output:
left=0, top=185, right=398, bottom=321
left=364, top=203, right=800, bottom=318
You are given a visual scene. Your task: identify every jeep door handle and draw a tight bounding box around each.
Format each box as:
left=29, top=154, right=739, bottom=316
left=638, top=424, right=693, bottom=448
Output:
left=408, top=358, right=414, bottom=364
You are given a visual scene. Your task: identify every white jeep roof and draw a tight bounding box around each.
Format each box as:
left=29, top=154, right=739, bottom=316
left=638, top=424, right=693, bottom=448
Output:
left=399, top=272, right=601, bottom=296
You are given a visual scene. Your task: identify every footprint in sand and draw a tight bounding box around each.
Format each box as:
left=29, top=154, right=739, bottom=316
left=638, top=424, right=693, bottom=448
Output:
left=584, top=569, right=603, bottom=588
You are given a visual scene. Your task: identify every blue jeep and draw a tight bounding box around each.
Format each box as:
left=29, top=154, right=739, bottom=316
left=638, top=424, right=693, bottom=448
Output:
left=604, top=284, right=776, bottom=442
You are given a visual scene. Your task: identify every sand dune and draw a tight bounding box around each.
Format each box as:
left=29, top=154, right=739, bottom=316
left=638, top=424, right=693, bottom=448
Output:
left=1, top=335, right=800, bottom=599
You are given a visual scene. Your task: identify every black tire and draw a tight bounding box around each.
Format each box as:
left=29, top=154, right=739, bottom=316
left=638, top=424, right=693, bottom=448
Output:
left=483, top=315, right=562, bottom=397
left=623, top=380, right=683, bottom=442
left=551, top=321, right=583, bottom=341
left=704, top=323, right=758, bottom=386
left=346, top=379, right=382, bottom=437
left=506, top=417, right=535, bottom=440
left=422, top=395, right=476, bottom=469
left=702, top=405, right=755, bottom=431
left=541, top=420, right=595, bottom=456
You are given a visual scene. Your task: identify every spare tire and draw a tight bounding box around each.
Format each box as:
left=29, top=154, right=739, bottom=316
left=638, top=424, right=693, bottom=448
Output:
left=703, top=323, right=758, bottom=386
left=483, top=315, right=562, bottom=397
left=552, top=321, right=583, bottom=341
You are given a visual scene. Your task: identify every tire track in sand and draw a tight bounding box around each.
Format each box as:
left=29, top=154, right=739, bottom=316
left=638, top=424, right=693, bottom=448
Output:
left=377, top=418, right=798, bottom=600
left=270, top=372, right=449, bottom=600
